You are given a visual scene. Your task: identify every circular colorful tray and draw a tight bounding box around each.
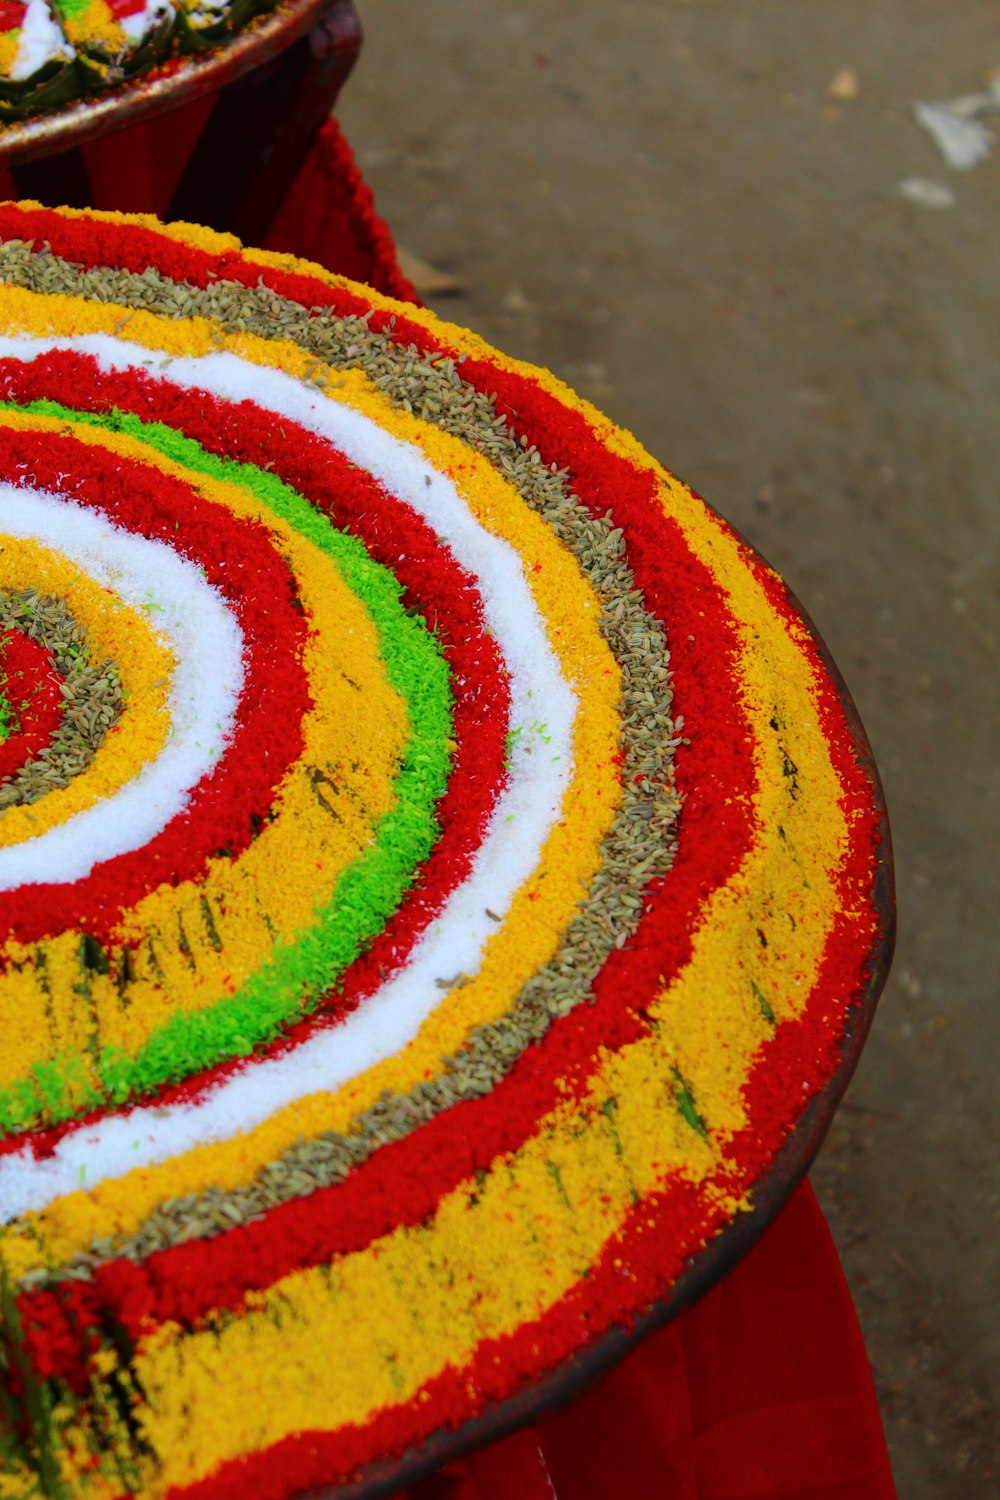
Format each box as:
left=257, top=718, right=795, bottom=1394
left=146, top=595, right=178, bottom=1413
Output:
left=0, top=0, right=352, bottom=167
left=0, top=0, right=342, bottom=144
left=0, top=201, right=893, bottom=1499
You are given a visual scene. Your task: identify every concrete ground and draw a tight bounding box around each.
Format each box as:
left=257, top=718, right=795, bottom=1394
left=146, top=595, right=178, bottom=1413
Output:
left=338, top=3, right=999, bottom=1494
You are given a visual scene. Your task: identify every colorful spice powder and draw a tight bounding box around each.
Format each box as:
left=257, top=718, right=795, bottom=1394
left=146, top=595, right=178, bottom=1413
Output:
left=0, top=204, right=889, bottom=1500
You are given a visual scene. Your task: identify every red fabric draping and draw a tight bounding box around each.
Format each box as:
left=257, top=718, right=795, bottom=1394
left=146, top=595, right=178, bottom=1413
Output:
left=398, top=1182, right=897, bottom=1500
left=1, top=109, right=415, bottom=302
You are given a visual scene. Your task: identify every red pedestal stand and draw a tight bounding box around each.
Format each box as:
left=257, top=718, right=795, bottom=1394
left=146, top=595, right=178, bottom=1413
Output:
left=399, top=1182, right=897, bottom=1500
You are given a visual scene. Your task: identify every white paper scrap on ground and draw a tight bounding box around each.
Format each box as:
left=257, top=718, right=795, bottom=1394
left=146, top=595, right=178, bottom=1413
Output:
left=913, top=82, right=1000, bottom=171
left=898, top=177, right=955, bottom=209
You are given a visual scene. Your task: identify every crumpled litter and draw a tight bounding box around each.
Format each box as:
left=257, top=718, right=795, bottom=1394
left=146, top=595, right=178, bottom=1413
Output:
left=898, top=177, right=956, bottom=209
left=914, top=79, right=1000, bottom=170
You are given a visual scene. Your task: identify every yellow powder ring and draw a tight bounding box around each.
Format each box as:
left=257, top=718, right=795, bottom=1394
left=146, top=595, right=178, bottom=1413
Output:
left=0, top=204, right=895, bottom=1500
